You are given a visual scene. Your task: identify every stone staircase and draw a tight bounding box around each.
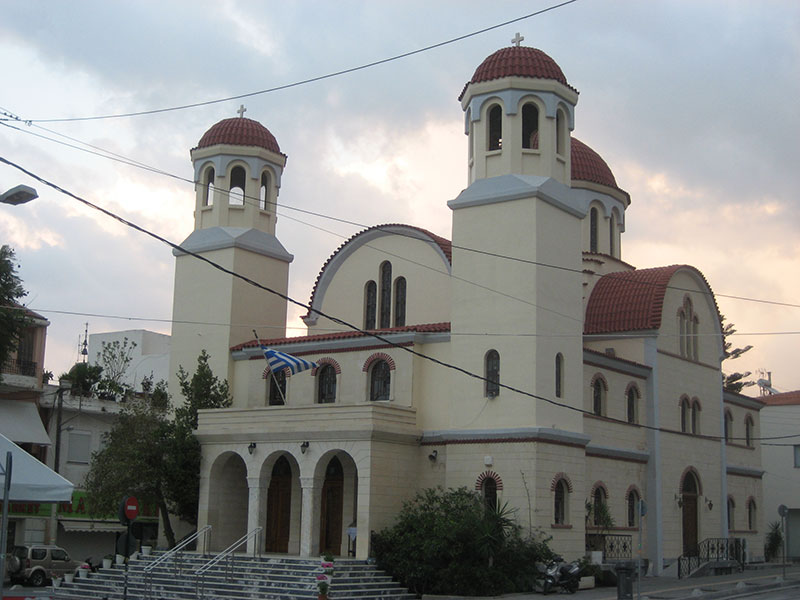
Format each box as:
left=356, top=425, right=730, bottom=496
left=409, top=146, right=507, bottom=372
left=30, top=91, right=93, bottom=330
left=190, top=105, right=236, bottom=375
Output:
left=50, top=553, right=415, bottom=600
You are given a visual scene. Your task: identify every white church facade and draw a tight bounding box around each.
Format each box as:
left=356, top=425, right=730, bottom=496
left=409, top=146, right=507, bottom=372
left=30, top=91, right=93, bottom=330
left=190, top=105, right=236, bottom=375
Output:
left=169, top=44, right=765, bottom=573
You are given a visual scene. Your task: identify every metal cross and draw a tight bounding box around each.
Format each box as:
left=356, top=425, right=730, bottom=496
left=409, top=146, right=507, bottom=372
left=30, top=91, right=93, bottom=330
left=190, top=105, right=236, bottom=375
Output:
left=511, top=32, right=525, bottom=47
left=237, top=104, right=247, bottom=118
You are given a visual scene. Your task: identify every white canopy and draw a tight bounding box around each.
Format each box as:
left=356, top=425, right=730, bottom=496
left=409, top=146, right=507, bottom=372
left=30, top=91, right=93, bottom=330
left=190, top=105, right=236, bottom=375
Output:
left=0, top=433, right=73, bottom=502
left=0, top=400, right=52, bottom=445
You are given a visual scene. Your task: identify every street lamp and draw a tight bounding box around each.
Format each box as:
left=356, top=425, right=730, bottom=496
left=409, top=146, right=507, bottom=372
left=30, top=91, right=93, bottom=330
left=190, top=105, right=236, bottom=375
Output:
left=0, top=184, right=38, bottom=205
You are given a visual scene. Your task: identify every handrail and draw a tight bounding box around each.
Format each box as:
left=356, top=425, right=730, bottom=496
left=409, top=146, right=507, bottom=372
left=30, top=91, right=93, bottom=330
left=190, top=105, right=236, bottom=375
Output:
left=677, top=537, right=745, bottom=578
left=143, top=525, right=211, bottom=599
left=194, top=527, right=262, bottom=600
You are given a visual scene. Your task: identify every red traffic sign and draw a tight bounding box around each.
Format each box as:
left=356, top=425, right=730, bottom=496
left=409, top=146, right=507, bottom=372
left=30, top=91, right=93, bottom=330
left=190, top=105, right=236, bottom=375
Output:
left=123, top=496, right=139, bottom=521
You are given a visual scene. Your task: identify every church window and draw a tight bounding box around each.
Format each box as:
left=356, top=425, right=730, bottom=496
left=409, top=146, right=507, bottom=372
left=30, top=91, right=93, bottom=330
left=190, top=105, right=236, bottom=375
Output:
left=229, top=165, right=246, bottom=206
left=556, top=108, right=566, bottom=155
left=394, top=276, right=406, bottom=327
left=268, top=370, right=287, bottom=405
left=554, top=479, right=568, bottom=525
left=679, top=298, right=698, bottom=360
left=680, top=396, right=690, bottom=433
left=203, top=167, right=215, bottom=206
left=691, top=399, right=701, bottom=434
left=591, top=376, right=606, bottom=417
left=522, top=102, right=539, bottom=149
left=317, top=364, right=336, bottom=404
left=592, top=486, right=608, bottom=526
left=626, top=384, right=639, bottom=424
left=724, top=410, right=733, bottom=442
left=692, top=315, right=699, bottom=361
left=483, top=477, right=498, bottom=511
left=379, top=261, right=392, bottom=328
left=487, top=104, right=502, bottom=151
left=364, top=281, right=377, bottom=329
left=555, top=353, right=564, bottom=398
left=609, top=213, right=616, bottom=256
left=727, top=497, right=735, bottom=531
left=370, top=360, right=391, bottom=401
left=589, top=207, right=599, bottom=253
left=627, top=489, right=640, bottom=527
left=745, top=415, right=754, bottom=447
left=259, top=172, right=269, bottom=210
left=485, top=350, right=500, bottom=398
left=747, top=499, right=756, bottom=530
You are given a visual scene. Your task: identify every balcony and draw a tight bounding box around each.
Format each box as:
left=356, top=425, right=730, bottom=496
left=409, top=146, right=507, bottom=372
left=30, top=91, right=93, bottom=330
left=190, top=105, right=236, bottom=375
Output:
left=1, top=357, right=40, bottom=391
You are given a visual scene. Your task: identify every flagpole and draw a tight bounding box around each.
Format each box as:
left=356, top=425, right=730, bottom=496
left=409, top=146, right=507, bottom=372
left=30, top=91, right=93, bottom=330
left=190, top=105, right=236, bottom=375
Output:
left=254, top=330, right=287, bottom=405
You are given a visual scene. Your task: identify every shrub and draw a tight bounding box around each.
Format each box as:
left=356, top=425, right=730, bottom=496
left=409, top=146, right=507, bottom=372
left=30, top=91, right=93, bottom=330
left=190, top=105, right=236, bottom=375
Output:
left=765, top=521, right=783, bottom=561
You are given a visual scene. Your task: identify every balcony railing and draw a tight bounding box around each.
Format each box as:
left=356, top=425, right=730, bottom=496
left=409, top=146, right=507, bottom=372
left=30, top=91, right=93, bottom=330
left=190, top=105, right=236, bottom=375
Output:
left=2, top=357, right=37, bottom=377
left=677, top=537, right=745, bottom=578
left=586, top=533, right=633, bottom=561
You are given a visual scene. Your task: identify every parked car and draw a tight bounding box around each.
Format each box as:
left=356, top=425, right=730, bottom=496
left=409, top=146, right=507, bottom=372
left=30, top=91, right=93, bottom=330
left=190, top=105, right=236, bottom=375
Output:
left=5, top=544, right=83, bottom=587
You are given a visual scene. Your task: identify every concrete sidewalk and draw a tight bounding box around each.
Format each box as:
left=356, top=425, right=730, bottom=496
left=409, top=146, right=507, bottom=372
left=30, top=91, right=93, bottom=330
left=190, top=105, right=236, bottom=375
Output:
left=425, top=564, right=800, bottom=600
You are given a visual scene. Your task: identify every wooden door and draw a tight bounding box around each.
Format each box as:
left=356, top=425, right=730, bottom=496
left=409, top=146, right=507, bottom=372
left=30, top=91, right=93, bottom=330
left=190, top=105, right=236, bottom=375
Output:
left=682, top=472, right=699, bottom=556
left=265, top=457, right=292, bottom=553
left=319, top=457, right=344, bottom=555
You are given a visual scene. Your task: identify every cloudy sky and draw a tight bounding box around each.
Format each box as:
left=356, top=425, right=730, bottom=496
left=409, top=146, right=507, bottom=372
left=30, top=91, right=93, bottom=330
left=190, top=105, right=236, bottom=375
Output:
left=1, top=1, right=798, bottom=393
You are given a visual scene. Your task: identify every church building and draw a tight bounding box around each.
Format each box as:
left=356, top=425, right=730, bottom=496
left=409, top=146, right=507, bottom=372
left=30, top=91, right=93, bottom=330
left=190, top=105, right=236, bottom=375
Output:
left=170, top=43, right=765, bottom=573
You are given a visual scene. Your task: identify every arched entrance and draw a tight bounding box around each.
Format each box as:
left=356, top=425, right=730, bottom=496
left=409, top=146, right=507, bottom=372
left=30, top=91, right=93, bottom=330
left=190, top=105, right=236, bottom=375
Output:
left=682, top=471, right=700, bottom=556
left=265, top=456, right=292, bottom=553
left=207, top=452, right=248, bottom=551
left=319, top=456, right=344, bottom=555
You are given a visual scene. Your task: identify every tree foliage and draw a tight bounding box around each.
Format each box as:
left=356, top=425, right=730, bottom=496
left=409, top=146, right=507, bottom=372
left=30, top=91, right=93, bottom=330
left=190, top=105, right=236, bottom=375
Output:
left=63, top=362, right=103, bottom=396
left=0, top=245, right=30, bottom=380
left=721, top=315, right=755, bottom=393
left=95, top=337, right=138, bottom=400
left=372, top=487, right=553, bottom=596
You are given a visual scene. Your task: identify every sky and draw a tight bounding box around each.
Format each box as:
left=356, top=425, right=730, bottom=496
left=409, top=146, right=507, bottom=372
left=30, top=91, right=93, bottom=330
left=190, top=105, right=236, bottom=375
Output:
left=0, top=0, right=798, bottom=394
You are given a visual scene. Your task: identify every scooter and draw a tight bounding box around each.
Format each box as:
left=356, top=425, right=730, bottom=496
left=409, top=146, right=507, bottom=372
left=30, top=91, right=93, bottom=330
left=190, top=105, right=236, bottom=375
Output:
left=536, top=555, right=581, bottom=594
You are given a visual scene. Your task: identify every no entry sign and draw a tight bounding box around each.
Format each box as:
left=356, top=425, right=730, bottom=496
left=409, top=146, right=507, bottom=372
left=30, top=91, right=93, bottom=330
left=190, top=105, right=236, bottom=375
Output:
left=124, top=496, right=139, bottom=520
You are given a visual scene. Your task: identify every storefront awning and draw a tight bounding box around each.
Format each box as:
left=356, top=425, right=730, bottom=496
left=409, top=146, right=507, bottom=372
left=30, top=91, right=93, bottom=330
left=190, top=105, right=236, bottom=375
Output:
left=0, top=433, right=73, bottom=502
left=59, top=519, right=126, bottom=533
left=0, top=400, right=51, bottom=445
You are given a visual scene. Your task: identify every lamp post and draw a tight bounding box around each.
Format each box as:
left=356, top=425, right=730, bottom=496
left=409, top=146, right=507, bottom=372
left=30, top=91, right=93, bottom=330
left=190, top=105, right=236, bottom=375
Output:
left=48, top=378, right=71, bottom=544
left=0, top=184, right=37, bottom=205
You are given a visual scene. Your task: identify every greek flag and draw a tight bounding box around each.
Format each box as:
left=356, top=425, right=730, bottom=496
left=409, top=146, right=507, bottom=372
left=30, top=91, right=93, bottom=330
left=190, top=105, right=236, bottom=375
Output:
left=261, top=345, right=317, bottom=376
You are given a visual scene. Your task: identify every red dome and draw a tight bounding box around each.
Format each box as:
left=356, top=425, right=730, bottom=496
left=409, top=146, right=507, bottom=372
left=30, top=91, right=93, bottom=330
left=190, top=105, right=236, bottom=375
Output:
left=196, top=117, right=282, bottom=154
left=469, top=46, right=569, bottom=88
left=571, top=138, right=618, bottom=189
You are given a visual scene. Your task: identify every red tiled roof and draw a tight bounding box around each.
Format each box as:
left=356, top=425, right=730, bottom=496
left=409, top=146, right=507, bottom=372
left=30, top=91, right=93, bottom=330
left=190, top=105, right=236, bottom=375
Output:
left=303, top=224, right=452, bottom=321
left=195, top=117, right=282, bottom=154
left=233, top=322, right=451, bottom=351
left=469, top=46, right=569, bottom=87
left=760, top=390, right=800, bottom=406
left=585, top=265, right=696, bottom=334
left=571, top=138, right=618, bottom=189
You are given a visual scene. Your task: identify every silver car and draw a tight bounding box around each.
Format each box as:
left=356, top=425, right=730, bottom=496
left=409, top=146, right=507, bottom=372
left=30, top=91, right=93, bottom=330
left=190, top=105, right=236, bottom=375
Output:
left=6, top=544, right=82, bottom=587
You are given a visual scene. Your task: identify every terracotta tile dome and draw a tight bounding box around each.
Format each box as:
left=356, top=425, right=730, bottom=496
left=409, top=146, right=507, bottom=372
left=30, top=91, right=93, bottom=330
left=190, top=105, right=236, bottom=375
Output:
left=196, top=117, right=282, bottom=154
left=468, top=46, right=570, bottom=88
left=570, top=137, right=618, bottom=189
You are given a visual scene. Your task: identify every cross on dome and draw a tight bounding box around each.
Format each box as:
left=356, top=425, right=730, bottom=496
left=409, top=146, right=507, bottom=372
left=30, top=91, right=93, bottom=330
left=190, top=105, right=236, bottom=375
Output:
left=511, top=32, right=524, bottom=47
left=237, top=104, right=247, bottom=118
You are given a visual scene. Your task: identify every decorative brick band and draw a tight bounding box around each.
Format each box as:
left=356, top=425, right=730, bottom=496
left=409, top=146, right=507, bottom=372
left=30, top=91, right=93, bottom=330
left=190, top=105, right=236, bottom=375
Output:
left=262, top=366, right=290, bottom=379
left=311, top=357, right=342, bottom=376
left=678, top=466, right=703, bottom=496
left=589, top=480, right=609, bottom=500
left=590, top=373, right=608, bottom=389
left=550, top=472, right=573, bottom=493
left=362, top=352, right=396, bottom=372
left=475, top=470, right=503, bottom=491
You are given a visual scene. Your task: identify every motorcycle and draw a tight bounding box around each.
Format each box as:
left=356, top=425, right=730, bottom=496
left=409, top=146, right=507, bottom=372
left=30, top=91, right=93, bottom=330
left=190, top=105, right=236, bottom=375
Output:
left=535, top=555, right=582, bottom=594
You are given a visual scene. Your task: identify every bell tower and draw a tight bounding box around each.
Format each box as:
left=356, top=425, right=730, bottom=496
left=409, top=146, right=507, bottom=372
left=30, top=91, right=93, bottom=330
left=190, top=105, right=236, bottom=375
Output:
left=169, top=110, right=293, bottom=400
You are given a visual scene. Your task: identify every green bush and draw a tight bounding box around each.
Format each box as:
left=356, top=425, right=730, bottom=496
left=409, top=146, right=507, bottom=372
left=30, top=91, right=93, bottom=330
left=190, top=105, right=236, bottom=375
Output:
left=372, top=487, right=553, bottom=596
left=765, top=521, right=783, bottom=561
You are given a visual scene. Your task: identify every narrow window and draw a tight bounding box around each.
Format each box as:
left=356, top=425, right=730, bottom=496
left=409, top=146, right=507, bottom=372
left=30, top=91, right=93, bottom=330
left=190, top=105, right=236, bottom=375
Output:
left=229, top=165, right=246, bottom=206
left=268, top=370, right=287, bottom=405
left=259, top=172, right=269, bottom=210
left=393, top=276, right=406, bottom=327
left=692, top=316, right=699, bottom=361
left=679, top=311, right=687, bottom=357
left=590, top=207, right=599, bottom=253
left=379, top=261, right=392, bottom=328
left=627, top=490, right=640, bottom=527
left=483, top=477, right=498, bottom=511
left=487, top=104, right=502, bottom=151
left=203, top=167, right=215, bottom=206
left=555, top=353, right=563, bottom=398
left=370, top=360, right=391, bottom=401
left=592, top=487, right=607, bottom=526
left=609, top=213, right=616, bottom=256
left=748, top=500, right=756, bottom=531
left=554, top=479, right=567, bottom=524
left=556, top=108, right=566, bottom=155
left=522, top=103, right=539, bottom=149
left=680, top=397, right=690, bottom=433
left=724, top=411, right=733, bottom=443
left=727, top=497, right=735, bottom=531
left=592, top=378, right=605, bottom=416
left=317, top=364, right=336, bottom=404
left=691, top=400, right=700, bottom=434
left=745, top=416, right=753, bottom=447
left=627, top=386, right=638, bottom=424
left=364, top=281, right=377, bottom=329
left=794, top=445, right=800, bottom=467
left=485, top=350, right=500, bottom=398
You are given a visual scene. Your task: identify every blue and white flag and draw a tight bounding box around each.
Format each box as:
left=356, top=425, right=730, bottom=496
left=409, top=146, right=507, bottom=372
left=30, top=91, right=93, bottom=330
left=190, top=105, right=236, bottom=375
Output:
left=261, top=345, right=317, bottom=376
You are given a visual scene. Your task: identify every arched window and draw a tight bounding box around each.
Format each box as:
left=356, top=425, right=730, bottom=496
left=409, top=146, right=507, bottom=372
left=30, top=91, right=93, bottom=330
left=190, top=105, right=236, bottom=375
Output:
left=680, top=397, right=691, bottom=433
left=679, top=298, right=698, bottom=360
left=554, top=479, right=568, bottom=525
left=727, top=497, right=735, bottom=531
left=691, top=399, right=701, bottom=434
left=364, top=281, right=377, bottom=329
left=259, top=172, right=269, bottom=210
left=487, top=104, right=502, bottom=151
left=692, top=316, right=699, bottom=361
left=592, top=377, right=606, bottom=417
left=556, top=108, right=566, bottom=155
left=483, top=477, right=498, bottom=511
left=229, top=165, right=246, bottom=206
left=379, top=261, right=392, bottom=328
left=590, top=207, right=599, bottom=253
left=522, top=102, right=539, bottom=149
left=592, top=486, right=608, bottom=526
left=485, top=350, right=500, bottom=398
left=745, top=415, right=754, bottom=447
left=317, top=364, right=336, bottom=404
left=724, top=411, right=733, bottom=443
left=555, top=353, right=564, bottom=398
left=678, top=310, right=687, bottom=357
left=203, top=167, right=215, bottom=206
left=627, top=385, right=639, bottom=424
left=627, top=489, right=640, bottom=527
left=747, top=499, right=756, bottom=531
left=268, top=370, right=286, bottom=406
left=609, top=213, right=616, bottom=256
left=393, top=276, right=406, bottom=327
left=370, top=360, right=391, bottom=401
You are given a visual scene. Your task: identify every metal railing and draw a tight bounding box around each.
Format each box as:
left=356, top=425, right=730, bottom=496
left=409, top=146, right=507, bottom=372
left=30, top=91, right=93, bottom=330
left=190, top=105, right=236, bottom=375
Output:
left=194, top=527, right=262, bottom=600
left=1, top=358, right=37, bottom=377
left=585, top=533, right=633, bottom=561
left=143, top=525, right=212, bottom=599
left=677, top=537, right=745, bottom=578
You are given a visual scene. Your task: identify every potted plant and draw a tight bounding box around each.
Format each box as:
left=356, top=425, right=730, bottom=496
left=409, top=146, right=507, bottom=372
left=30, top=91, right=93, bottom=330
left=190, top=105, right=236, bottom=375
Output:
left=317, top=578, right=330, bottom=600
left=78, top=563, right=91, bottom=578
left=102, top=554, right=113, bottom=569
left=64, top=571, right=75, bottom=583
left=52, top=576, right=62, bottom=588
left=115, top=553, right=125, bottom=565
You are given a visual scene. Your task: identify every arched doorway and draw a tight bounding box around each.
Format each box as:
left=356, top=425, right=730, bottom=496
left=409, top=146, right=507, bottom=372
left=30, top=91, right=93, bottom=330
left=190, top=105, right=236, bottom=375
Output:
left=319, top=457, right=344, bottom=555
left=207, top=452, right=248, bottom=551
left=682, top=471, right=700, bottom=556
left=265, top=456, right=292, bottom=553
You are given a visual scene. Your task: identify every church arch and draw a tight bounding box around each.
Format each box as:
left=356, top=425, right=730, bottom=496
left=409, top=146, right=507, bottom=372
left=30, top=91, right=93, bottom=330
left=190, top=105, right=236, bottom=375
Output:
left=260, top=453, right=301, bottom=554
left=259, top=170, right=271, bottom=210
left=521, top=99, right=541, bottom=150
left=363, top=281, right=377, bottom=329
left=314, top=451, right=359, bottom=557
left=378, top=261, right=392, bottom=328
left=228, top=164, right=247, bottom=206
left=207, top=451, right=249, bottom=551
left=487, top=102, right=503, bottom=151
left=202, top=165, right=215, bottom=206
left=485, top=349, right=500, bottom=398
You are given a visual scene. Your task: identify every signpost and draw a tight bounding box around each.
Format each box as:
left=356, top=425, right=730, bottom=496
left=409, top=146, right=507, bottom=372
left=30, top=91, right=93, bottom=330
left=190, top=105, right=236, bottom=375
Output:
left=118, top=495, right=139, bottom=600
left=778, top=504, right=788, bottom=580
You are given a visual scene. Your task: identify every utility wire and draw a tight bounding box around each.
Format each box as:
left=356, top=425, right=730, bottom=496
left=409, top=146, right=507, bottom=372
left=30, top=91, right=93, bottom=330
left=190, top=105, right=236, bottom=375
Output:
left=0, top=155, right=782, bottom=443
left=4, top=1, right=579, bottom=124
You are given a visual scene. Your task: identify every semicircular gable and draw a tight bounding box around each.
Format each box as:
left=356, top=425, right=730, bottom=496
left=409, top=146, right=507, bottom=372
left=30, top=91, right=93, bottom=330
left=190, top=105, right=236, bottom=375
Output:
left=302, top=224, right=452, bottom=325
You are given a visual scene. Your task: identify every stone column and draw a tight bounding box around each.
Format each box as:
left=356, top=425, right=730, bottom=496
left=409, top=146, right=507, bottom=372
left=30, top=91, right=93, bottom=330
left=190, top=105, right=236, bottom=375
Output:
left=299, top=476, right=321, bottom=557
left=246, top=476, right=267, bottom=554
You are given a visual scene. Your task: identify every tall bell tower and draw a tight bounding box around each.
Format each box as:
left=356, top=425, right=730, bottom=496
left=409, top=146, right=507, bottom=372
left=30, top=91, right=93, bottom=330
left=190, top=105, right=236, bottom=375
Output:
left=169, top=109, right=293, bottom=401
